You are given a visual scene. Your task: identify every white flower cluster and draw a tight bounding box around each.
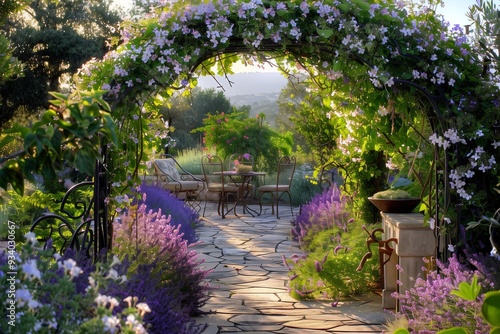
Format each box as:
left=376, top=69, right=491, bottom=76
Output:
left=428, top=128, right=498, bottom=201
left=96, top=294, right=150, bottom=334
left=2, top=233, right=150, bottom=333
left=429, top=128, right=466, bottom=150
left=378, top=105, right=390, bottom=116
left=81, top=0, right=416, bottom=97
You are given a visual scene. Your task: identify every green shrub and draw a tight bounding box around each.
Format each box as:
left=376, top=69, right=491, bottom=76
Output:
left=193, top=111, right=293, bottom=172
left=6, top=187, right=93, bottom=247
left=286, top=186, right=380, bottom=301
left=286, top=224, right=380, bottom=301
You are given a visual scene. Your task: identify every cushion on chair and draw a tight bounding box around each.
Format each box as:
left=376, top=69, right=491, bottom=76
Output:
left=155, top=159, right=181, bottom=181
left=162, top=180, right=201, bottom=192
left=207, top=183, right=224, bottom=192
left=258, top=185, right=290, bottom=192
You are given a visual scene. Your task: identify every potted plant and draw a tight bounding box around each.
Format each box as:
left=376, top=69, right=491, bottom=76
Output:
left=368, top=188, right=420, bottom=213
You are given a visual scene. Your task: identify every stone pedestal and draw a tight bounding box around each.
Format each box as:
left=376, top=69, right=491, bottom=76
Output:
left=381, top=213, right=435, bottom=309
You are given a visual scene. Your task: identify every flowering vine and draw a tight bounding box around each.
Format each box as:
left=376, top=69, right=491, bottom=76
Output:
left=75, top=0, right=498, bottom=247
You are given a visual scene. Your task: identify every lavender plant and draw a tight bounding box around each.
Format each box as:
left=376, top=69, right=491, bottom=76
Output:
left=112, top=200, right=211, bottom=331
left=390, top=252, right=500, bottom=333
left=104, top=258, right=207, bottom=334
left=291, top=184, right=353, bottom=248
left=138, top=183, right=199, bottom=244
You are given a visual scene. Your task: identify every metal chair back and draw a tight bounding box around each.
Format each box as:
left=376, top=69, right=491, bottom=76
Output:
left=201, top=155, right=238, bottom=218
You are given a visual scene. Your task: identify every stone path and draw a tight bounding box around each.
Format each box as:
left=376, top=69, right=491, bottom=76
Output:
left=192, top=202, right=390, bottom=333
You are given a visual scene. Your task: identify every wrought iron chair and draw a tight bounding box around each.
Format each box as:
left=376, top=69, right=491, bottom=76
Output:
left=153, top=154, right=205, bottom=211
left=257, top=156, right=296, bottom=218
left=201, top=155, right=239, bottom=218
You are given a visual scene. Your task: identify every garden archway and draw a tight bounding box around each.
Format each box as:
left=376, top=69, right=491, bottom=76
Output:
left=78, top=0, right=498, bottom=258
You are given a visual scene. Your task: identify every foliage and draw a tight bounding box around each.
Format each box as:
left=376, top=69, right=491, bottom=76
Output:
left=112, top=200, right=211, bottom=321
left=103, top=258, right=207, bottom=334
left=0, top=0, right=30, bottom=24
left=286, top=185, right=380, bottom=301
left=389, top=252, right=500, bottom=333
left=3, top=182, right=93, bottom=243
left=174, top=148, right=204, bottom=175
left=289, top=170, right=322, bottom=207
left=289, top=81, right=338, bottom=167
left=160, top=88, right=233, bottom=151
left=0, top=234, right=150, bottom=334
left=193, top=110, right=293, bottom=172
left=290, top=80, right=399, bottom=222
left=373, top=189, right=415, bottom=199
left=292, top=185, right=352, bottom=247
left=4, top=190, right=64, bottom=242
left=0, top=0, right=121, bottom=127
left=0, top=90, right=117, bottom=198
left=467, top=0, right=500, bottom=74
left=105, top=96, right=173, bottom=203
left=276, top=75, right=310, bottom=153
left=0, top=34, right=23, bottom=87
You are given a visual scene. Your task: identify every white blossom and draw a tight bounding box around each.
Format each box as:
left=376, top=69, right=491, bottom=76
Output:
left=59, top=259, right=83, bottom=279
left=21, top=260, right=41, bottom=281
left=428, top=218, right=435, bottom=230
left=102, top=315, right=120, bottom=334
left=24, top=232, right=37, bottom=244
left=136, top=302, right=152, bottom=317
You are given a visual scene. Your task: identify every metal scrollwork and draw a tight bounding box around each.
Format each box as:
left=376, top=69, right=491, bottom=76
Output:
left=30, top=180, right=95, bottom=258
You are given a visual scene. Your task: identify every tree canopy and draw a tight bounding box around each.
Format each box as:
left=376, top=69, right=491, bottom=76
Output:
left=0, top=0, right=28, bottom=86
left=0, top=0, right=121, bottom=127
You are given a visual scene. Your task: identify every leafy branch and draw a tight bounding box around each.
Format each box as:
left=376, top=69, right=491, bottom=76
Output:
left=0, top=90, right=117, bottom=197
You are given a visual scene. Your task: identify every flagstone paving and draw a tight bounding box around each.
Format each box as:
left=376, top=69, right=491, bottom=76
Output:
left=192, top=202, right=392, bottom=333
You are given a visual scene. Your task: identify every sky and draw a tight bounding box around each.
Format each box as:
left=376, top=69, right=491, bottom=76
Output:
left=435, top=0, right=477, bottom=26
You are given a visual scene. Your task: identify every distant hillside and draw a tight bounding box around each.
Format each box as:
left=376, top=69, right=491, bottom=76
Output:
left=197, top=72, right=287, bottom=126
left=197, top=71, right=287, bottom=97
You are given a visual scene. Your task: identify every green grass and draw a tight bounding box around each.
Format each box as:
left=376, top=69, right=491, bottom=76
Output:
left=170, top=148, right=204, bottom=175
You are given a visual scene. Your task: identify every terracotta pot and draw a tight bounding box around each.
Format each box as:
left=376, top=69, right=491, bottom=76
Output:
left=368, top=197, right=420, bottom=213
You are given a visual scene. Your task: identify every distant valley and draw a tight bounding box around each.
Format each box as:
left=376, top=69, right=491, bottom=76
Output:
left=197, top=71, right=288, bottom=125
left=197, top=71, right=288, bottom=97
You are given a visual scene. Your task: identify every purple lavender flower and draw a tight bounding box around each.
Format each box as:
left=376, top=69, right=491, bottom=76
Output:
left=139, top=183, right=199, bottom=244
left=392, top=253, right=498, bottom=332
left=314, top=260, right=322, bottom=272
left=291, top=185, right=354, bottom=247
